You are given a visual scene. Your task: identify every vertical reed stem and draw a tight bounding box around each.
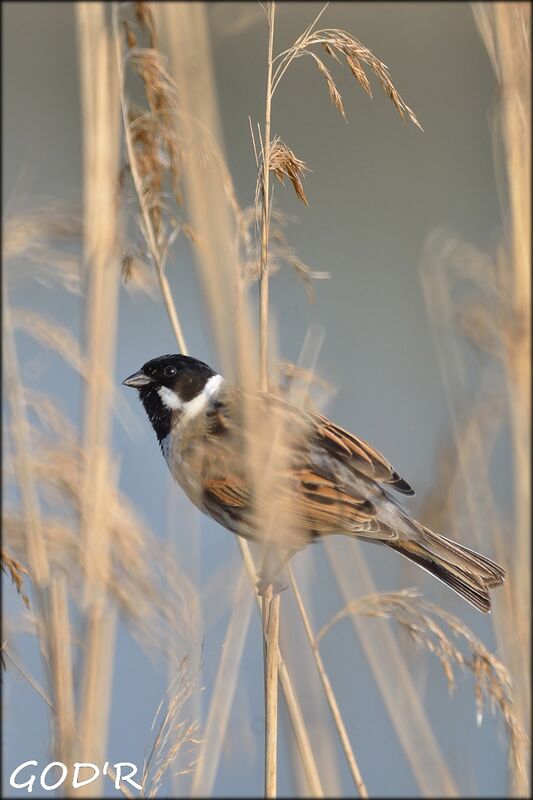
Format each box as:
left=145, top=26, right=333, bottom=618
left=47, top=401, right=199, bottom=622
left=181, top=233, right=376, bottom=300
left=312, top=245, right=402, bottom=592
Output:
left=259, top=5, right=280, bottom=798
left=288, top=564, right=369, bottom=798
left=259, top=1, right=275, bottom=392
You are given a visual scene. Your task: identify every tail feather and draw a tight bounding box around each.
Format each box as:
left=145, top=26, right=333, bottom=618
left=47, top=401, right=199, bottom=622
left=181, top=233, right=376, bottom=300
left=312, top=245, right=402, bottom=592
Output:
left=388, top=526, right=505, bottom=613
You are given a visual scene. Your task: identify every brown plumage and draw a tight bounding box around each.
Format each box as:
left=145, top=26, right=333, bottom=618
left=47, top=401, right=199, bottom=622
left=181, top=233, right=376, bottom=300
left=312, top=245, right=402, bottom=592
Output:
left=123, top=354, right=506, bottom=613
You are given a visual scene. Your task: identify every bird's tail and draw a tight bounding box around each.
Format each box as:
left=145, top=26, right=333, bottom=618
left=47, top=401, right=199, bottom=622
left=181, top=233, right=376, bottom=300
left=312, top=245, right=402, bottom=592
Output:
left=387, top=525, right=505, bottom=613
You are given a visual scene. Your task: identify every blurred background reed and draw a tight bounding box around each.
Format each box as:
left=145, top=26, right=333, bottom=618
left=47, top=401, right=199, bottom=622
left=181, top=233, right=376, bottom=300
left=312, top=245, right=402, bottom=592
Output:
left=2, top=2, right=530, bottom=797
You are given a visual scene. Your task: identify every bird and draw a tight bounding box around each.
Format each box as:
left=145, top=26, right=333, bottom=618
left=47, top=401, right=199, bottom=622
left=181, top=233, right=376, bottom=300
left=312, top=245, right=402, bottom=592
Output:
left=123, top=353, right=505, bottom=612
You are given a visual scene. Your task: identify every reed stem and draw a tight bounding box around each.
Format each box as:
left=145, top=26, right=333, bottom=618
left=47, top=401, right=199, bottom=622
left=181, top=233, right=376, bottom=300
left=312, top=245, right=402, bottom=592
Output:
left=259, top=5, right=281, bottom=797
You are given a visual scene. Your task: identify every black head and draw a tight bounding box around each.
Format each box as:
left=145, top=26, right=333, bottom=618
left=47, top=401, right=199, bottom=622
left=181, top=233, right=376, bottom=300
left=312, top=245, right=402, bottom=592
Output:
left=122, top=354, right=219, bottom=442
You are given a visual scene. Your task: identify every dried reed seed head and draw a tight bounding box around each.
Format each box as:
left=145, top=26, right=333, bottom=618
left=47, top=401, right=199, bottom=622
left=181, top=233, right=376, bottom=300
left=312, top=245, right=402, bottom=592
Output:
left=125, top=45, right=183, bottom=219
left=128, top=49, right=177, bottom=109
left=1, top=549, right=30, bottom=609
left=316, top=588, right=528, bottom=777
left=121, top=251, right=159, bottom=296
left=134, top=1, right=157, bottom=49
left=344, top=52, right=371, bottom=96
left=123, top=19, right=138, bottom=50
left=321, top=41, right=339, bottom=62
left=291, top=28, right=422, bottom=128
left=310, top=53, right=347, bottom=120
left=269, top=139, right=310, bottom=206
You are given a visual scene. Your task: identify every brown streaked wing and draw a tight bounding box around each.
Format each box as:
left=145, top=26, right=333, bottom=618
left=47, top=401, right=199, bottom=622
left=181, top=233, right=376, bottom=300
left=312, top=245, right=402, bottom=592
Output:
left=204, top=476, right=250, bottom=508
left=286, top=467, right=398, bottom=538
left=203, top=466, right=397, bottom=542
left=311, top=412, right=415, bottom=496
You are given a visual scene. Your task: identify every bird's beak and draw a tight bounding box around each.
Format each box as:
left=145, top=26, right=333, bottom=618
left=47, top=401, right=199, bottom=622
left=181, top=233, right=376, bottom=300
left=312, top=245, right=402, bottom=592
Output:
left=122, top=370, right=153, bottom=388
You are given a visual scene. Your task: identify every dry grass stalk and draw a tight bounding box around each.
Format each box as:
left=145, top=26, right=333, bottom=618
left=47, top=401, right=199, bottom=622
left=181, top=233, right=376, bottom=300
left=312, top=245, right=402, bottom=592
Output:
left=76, top=5, right=121, bottom=791
left=288, top=563, right=369, bottom=798
left=257, top=5, right=282, bottom=797
left=237, top=542, right=325, bottom=797
left=190, top=566, right=255, bottom=797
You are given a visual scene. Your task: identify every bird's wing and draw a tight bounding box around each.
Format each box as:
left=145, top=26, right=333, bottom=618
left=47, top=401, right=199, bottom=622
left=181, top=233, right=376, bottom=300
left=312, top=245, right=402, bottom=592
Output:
left=202, top=464, right=397, bottom=540
left=251, top=391, right=415, bottom=496
left=200, top=387, right=407, bottom=541
left=284, top=466, right=397, bottom=538
left=309, top=412, right=415, bottom=496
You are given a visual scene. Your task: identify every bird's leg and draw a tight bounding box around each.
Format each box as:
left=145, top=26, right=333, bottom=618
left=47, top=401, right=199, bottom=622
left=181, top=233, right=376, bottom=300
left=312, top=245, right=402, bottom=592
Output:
left=256, top=544, right=294, bottom=596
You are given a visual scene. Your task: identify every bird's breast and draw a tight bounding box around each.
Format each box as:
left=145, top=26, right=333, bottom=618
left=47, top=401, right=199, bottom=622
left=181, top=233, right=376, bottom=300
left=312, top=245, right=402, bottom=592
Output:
left=160, top=432, right=205, bottom=508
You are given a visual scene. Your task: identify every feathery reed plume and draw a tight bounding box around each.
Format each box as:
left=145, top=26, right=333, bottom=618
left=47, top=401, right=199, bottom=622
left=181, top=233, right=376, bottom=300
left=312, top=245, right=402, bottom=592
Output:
left=271, top=13, right=422, bottom=129
left=268, top=137, right=310, bottom=207
left=142, top=656, right=202, bottom=797
left=3, top=209, right=82, bottom=292
left=1, top=550, right=30, bottom=610
left=316, top=587, right=528, bottom=785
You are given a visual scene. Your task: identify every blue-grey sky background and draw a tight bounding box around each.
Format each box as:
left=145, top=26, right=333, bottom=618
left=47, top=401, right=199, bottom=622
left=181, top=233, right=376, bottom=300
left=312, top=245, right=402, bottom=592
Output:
left=3, top=3, right=511, bottom=796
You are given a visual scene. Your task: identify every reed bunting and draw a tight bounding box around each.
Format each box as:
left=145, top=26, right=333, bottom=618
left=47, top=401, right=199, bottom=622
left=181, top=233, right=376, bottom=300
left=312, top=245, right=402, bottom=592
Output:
left=123, top=354, right=505, bottom=612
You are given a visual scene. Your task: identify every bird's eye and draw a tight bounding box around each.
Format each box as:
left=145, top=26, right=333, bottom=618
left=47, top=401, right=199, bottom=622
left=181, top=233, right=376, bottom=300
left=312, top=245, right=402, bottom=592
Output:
left=164, top=365, right=177, bottom=378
